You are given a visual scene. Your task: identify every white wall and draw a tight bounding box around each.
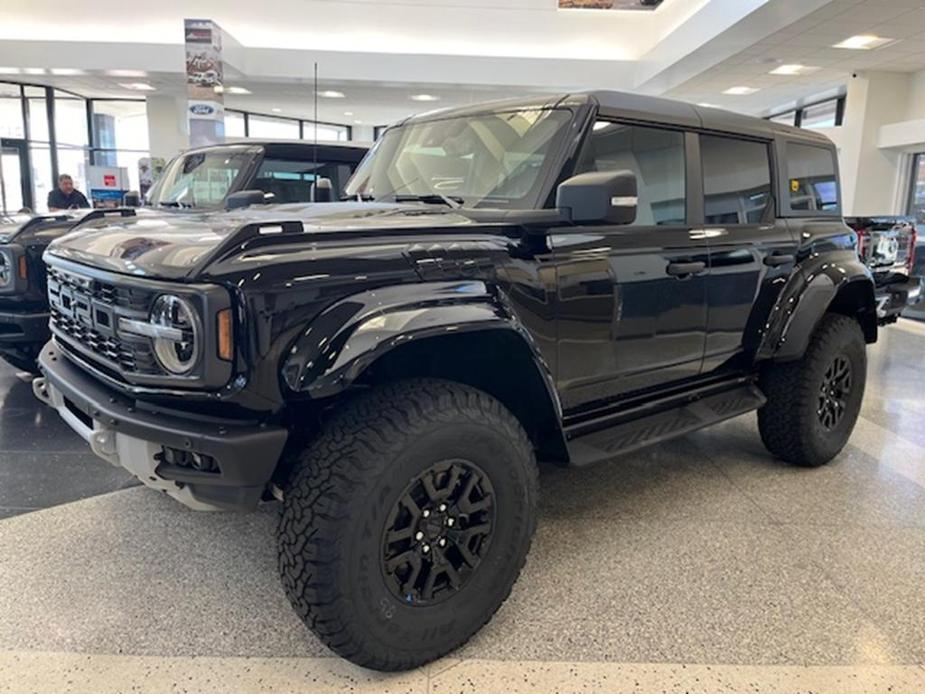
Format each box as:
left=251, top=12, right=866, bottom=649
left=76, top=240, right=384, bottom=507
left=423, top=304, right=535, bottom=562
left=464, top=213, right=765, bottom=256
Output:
left=145, top=95, right=189, bottom=162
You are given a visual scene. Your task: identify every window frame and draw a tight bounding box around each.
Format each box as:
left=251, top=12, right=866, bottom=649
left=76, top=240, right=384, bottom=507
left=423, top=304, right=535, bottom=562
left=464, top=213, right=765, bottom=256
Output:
left=906, top=152, right=925, bottom=225
left=779, top=138, right=842, bottom=217
left=576, top=117, right=693, bottom=229
left=698, top=132, right=775, bottom=227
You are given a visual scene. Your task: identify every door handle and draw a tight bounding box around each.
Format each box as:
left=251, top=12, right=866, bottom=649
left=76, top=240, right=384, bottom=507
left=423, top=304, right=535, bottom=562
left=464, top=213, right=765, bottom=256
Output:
left=764, top=253, right=795, bottom=267
left=666, top=260, right=706, bottom=277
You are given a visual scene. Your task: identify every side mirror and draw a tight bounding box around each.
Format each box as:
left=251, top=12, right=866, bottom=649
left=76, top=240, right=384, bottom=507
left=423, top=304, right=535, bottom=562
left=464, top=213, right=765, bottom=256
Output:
left=225, top=190, right=266, bottom=211
left=122, top=191, right=141, bottom=207
left=312, top=177, right=333, bottom=203
left=556, top=170, right=637, bottom=225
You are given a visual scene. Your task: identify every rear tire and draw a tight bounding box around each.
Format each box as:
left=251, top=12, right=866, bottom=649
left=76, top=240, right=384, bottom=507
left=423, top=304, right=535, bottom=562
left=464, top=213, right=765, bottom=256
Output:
left=278, top=379, right=538, bottom=671
left=758, top=313, right=866, bottom=467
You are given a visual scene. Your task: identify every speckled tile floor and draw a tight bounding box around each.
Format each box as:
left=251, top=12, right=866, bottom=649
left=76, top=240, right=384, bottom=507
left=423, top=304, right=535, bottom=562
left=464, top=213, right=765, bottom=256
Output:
left=1, top=320, right=925, bottom=692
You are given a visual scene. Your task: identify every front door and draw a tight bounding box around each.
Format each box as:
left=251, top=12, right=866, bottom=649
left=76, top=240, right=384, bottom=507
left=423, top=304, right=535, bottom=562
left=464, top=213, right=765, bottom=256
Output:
left=0, top=139, right=32, bottom=214
left=553, top=121, right=708, bottom=412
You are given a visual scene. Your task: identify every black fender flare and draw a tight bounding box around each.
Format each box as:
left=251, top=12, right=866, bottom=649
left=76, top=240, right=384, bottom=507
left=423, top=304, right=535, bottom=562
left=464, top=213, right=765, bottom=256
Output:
left=282, top=280, right=560, bottom=407
left=758, top=252, right=877, bottom=362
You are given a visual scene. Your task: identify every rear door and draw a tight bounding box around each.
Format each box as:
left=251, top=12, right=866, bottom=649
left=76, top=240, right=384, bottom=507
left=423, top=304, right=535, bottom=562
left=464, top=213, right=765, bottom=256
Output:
left=553, top=121, right=709, bottom=411
left=697, top=133, right=798, bottom=371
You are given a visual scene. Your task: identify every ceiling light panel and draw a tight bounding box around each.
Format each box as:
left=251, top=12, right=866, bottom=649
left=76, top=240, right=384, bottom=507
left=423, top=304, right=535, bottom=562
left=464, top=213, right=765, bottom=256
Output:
left=769, top=64, right=820, bottom=76
left=118, top=82, right=155, bottom=91
left=833, top=35, right=897, bottom=50
left=723, top=86, right=759, bottom=96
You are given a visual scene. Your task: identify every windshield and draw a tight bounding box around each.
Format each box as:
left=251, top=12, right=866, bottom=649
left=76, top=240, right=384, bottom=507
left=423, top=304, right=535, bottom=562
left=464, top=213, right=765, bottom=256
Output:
left=146, top=147, right=254, bottom=208
left=345, top=108, right=574, bottom=209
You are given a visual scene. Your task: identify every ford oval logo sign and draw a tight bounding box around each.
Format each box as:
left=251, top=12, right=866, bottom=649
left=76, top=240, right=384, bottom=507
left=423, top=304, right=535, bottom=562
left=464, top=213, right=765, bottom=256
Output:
left=190, top=104, right=216, bottom=116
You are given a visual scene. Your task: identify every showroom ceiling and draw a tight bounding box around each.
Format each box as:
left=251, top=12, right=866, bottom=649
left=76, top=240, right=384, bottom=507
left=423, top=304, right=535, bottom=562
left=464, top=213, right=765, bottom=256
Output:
left=2, top=0, right=925, bottom=124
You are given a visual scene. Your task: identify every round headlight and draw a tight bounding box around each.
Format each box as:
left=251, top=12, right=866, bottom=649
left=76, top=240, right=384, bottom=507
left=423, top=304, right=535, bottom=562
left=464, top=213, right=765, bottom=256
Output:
left=150, top=294, right=200, bottom=375
left=0, top=251, right=11, bottom=287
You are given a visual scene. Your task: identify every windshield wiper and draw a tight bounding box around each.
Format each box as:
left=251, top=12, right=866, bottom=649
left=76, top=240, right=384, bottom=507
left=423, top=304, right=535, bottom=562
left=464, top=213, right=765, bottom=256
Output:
left=395, top=194, right=464, bottom=209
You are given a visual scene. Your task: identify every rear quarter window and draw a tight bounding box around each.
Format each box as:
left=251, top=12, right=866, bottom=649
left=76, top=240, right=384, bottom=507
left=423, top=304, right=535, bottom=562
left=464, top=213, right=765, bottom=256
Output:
left=786, top=143, right=840, bottom=214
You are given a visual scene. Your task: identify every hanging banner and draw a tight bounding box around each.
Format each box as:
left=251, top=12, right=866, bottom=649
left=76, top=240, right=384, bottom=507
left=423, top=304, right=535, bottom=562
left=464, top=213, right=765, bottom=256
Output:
left=184, top=18, right=225, bottom=147
left=559, top=0, right=663, bottom=9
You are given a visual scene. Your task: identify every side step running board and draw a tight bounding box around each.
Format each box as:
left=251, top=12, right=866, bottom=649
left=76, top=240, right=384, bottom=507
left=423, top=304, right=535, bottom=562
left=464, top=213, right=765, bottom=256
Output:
left=565, top=383, right=766, bottom=467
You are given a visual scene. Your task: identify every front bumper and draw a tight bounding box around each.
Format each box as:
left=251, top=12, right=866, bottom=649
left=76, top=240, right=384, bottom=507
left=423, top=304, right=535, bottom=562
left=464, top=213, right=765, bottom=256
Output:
left=875, top=276, right=924, bottom=323
left=34, top=342, right=289, bottom=511
left=0, top=309, right=50, bottom=344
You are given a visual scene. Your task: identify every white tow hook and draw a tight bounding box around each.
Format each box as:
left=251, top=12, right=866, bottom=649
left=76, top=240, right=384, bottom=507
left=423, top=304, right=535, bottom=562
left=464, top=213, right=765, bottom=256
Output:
left=90, top=429, right=119, bottom=465
left=32, top=377, right=51, bottom=406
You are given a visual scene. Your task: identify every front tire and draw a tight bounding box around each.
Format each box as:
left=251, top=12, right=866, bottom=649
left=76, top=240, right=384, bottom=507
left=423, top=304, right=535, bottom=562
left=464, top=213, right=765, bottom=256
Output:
left=758, top=313, right=866, bottom=467
left=278, top=379, right=538, bottom=671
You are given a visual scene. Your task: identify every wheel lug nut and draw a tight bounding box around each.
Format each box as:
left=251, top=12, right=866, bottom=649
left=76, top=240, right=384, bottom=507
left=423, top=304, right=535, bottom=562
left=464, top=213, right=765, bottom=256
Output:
left=446, top=518, right=455, bottom=527
left=422, top=509, right=431, bottom=518
left=438, top=538, right=447, bottom=547
left=438, top=503, right=447, bottom=512
left=415, top=531, right=424, bottom=541
left=422, top=544, right=430, bottom=554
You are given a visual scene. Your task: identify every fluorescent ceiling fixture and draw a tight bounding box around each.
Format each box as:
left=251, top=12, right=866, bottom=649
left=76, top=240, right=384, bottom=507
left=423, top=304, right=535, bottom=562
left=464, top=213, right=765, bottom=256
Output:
left=119, top=82, right=155, bottom=91
left=271, top=107, right=281, bottom=113
left=769, top=64, right=820, bottom=76
left=225, top=86, right=251, bottom=95
left=723, top=86, right=759, bottom=96
left=698, top=102, right=721, bottom=108
left=411, top=94, right=440, bottom=102
left=50, top=68, right=86, bottom=76
left=344, top=111, right=354, bottom=116
left=0, top=67, right=21, bottom=75
left=22, top=68, right=47, bottom=75
left=317, top=90, right=345, bottom=99
left=354, top=119, right=363, bottom=124
left=833, top=35, right=896, bottom=50
left=107, top=69, right=147, bottom=77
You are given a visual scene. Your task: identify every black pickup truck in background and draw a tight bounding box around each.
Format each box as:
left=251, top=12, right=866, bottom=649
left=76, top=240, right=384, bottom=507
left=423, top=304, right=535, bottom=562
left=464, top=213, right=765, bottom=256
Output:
left=846, top=216, right=923, bottom=324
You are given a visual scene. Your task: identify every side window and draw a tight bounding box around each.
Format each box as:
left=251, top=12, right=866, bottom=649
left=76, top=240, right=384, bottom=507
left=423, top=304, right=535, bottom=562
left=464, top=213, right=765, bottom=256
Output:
left=700, top=135, right=772, bottom=225
left=253, top=159, right=353, bottom=203
left=578, top=122, right=686, bottom=226
left=787, top=143, right=839, bottom=213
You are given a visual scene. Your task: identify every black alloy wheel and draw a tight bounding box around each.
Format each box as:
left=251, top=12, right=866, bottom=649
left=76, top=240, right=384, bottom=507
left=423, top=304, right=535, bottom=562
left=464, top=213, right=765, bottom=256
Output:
left=382, top=459, right=495, bottom=606
left=817, top=354, right=853, bottom=431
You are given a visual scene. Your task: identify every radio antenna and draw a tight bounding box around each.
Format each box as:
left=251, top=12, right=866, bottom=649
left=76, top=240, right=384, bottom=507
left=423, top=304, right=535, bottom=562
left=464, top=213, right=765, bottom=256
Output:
left=313, top=61, right=319, bottom=201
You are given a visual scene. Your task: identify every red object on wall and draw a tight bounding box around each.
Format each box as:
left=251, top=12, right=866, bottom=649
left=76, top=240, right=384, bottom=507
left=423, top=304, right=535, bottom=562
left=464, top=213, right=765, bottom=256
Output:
left=103, top=175, right=116, bottom=187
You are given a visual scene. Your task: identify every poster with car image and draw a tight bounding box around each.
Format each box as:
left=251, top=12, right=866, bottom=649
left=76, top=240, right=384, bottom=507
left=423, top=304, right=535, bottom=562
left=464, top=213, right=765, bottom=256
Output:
left=559, top=0, right=663, bottom=9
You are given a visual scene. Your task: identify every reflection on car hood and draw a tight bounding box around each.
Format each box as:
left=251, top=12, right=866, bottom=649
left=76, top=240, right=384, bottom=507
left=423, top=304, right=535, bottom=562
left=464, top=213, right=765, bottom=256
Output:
left=45, top=202, right=484, bottom=280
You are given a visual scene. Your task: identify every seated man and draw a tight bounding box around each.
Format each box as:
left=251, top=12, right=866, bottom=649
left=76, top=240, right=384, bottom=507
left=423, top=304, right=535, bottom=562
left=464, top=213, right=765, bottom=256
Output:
left=47, top=174, right=90, bottom=211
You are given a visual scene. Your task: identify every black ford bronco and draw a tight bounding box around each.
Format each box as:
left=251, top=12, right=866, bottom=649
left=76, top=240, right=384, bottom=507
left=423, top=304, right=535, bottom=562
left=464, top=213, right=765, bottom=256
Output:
left=0, top=140, right=366, bottom=372
left=33, top=92, right=876, bottom=671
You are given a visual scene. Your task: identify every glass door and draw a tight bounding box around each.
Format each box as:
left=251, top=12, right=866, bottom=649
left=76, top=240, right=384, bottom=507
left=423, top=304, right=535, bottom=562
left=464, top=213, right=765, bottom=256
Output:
left=0, top=138, right=32, bottom=214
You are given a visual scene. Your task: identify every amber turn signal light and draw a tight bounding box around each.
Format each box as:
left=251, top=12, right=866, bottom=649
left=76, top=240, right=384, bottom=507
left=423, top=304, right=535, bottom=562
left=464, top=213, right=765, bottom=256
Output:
left=18, top=255, right=27, bottom=280
left=217, top=309, right=233, bottom=361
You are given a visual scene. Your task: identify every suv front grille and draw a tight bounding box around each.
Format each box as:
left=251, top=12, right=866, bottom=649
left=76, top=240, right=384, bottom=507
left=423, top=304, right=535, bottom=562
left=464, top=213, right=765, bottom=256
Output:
left=47, top=266, right=163, bottom=377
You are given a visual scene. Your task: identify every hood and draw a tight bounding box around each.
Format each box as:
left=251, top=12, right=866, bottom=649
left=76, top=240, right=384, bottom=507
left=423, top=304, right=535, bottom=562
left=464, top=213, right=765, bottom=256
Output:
left=44, top=202, right=489, bottom=281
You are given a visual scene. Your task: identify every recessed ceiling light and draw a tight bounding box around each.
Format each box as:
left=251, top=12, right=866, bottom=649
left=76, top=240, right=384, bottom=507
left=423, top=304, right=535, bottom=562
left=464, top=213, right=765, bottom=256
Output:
left=723, top=86, right=759, bottom=96
left=411, top=94, right=440, bottom=102
left=698, top=102, right=721, bottom=108
left=50, top=68, right=86, bottom=76
left=271, top=107, right=281, bottom=113
left=317, top=90, right=345, bottom=99
left=107, top=69, right=147, bottom=78
left=22, top=68, right=47, bottom=75
left=344, top=111, right=354, bottom=116
left=769, top=64, right=820, bottom=76
left=354, top=120, right=363, bottom=124
left=225, top=86, right=251, bottom=95
left=118, top=82, right=155, bottom=91
left=833, top=35, right=896, bottom=50
left=0, top=67, right=21, bottom=75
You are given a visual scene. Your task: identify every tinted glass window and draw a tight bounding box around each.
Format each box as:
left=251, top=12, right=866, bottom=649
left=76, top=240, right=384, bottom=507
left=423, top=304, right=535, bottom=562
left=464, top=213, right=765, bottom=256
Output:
left=254, top=159, right=354, bottom=203
left=147, top=148, right=252, bottom=208
left=701, top=135, right=772, bottom=225
left=577, top=122, right=686, bottom=226
left=787, top=143, right=839, bottom=212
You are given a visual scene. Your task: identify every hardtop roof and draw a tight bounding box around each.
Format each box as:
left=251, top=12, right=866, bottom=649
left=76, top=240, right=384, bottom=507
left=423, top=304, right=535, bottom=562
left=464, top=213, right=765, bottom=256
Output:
left=399, top=89, right=833, bottom=147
